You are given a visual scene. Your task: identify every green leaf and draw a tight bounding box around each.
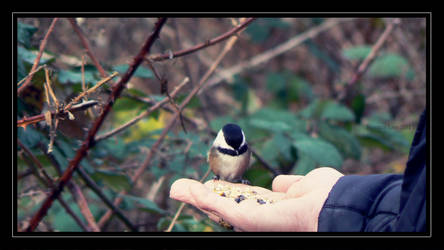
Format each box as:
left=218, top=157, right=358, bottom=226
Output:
left=249, top=107, right=306, bottom=132
left=113, top=96, right=146, bottom=112
left=321, top=101, right=355, bottom=122
left=17, top=126, right=43, bottom=149
left=306, top=40, right=340, bottom=73
left=351, top=93, right=366, bottom=123
left=354, top=124, right=395, bottom=151
left=266, top=71, right=314, bottom=108
left=298, top=99, right=328, bottom=119
left=293, top=137, right=343, bottom=169
left=342, top=45, right=372, bottom=60
left=177, top=131, right=210, bottom=158
left=369, top=53, right=411, bottom=78
left=113, top=64, right=154, bottom=78
left=266, top=72, right=286, bottom=93
left=91, top=170, right=132, bottom=192
left=121, top=195, right=166, bottom=215
left=17, top=46, right=54, bottom=65
left=246, top=18, right=289, bottom=43
left=57, top=69, right=97, bottom=84
left=249, top=118, right=291, bottom=132
left=366, top=120, right=410, bottom=152
left=50, top=193, right=83, bottom=232
left=169, top=155, right=186, bottom=173
left=318, top=122, right=361, bottom=160
left=17, top=22, right=37, bottom=48
left=290, top=76, right=314, bottom=102
left=357, top=134, right=394, bottom=151
left=244, top=167, right=273, bottom=189
left=231, top=75, right=250, bottom=114
left=209, top=115, right=237, bottom=132
left=292, top=151, right=317, bottom=175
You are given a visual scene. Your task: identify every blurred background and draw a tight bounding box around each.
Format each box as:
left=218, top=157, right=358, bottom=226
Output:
left=16, top=17, right=427, bottom=232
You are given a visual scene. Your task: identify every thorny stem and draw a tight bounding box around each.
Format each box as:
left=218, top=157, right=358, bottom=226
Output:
left=94, top=76, right=190, bottom=142
left=68, top=18, right=108, bottom=78
left=147, top=18, right=255, bottom=62
left=18, top=18, right=59, bottom=95
left=63, top=71, right=119, bottom=111
left=38, top=141, right=137, bottom=232
left=97, top=27, right=245, bottom=229
left=17, top=140, right=90, bottom=232
left=17, top=100, right=99, bottom=129
left=25, top=18, right=168, bottom=232
left=17, top=70, right=116, bottom=130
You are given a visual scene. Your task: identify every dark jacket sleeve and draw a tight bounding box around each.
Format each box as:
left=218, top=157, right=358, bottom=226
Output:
left=318, top=109, right=427, bottom=232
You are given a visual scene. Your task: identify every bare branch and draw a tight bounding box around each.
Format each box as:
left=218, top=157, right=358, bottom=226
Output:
left=97, top=27, right=242, bottom=229
left=339, top=18, right=401, bottom=103
left=68, top=18, right=107, bottom=78
left=94, top=76, right=190, bottom=142
left=349, top=18, right=401, bottom=86
left=148, top=18, right=255, bottom=62
left=17, top=100, right=99, bottom=129
left=201, top=18, right=352, bottom=92
left=25, top=18, right=168, bottom=232
left=18, top=18, right=59, bottom=95
left=17, top=140, right=90, bottom=232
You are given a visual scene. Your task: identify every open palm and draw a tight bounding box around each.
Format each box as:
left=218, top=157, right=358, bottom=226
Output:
left=170, top=167, right=343, bottom=231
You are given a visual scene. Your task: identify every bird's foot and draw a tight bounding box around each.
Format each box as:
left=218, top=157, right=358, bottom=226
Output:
left=239, top=179, right=250, bottom=185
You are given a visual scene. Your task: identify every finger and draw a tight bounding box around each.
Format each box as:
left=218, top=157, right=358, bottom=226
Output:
left=189, top=180, right=239, bottom=217
left=169, top=178, right=202, bottom=205
left=272, top=175, right=303, bottom=193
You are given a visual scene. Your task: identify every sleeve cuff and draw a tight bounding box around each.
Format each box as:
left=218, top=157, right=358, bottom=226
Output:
left=318, top=174, right=402, bottom=232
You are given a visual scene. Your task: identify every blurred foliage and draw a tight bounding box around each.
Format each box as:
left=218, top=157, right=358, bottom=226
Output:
left=16, top=17, right=425, bottom=232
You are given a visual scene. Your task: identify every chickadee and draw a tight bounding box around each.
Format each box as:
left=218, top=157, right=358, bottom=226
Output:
left=208, top=123, right=251, bottom=184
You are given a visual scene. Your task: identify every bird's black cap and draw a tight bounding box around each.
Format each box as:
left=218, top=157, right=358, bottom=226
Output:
left=222, top=123, right=243, bottom=150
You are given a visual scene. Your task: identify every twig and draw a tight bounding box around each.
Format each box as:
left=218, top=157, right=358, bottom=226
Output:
left=148, top=18, right=255, bottom=62
left=63, top=71, right=119, bottom=111
left=251, top=148, right=280, bottom=177
left=43, top=67, right=59, bottom=153
left=17, top=100, right=99, bottom=129
left=19, top=139, right=99, bottom=231
left=97, top=28, right=243, bottom=229
left=165, top=166, right=212, bottom=232
left=76, top=167, right=138, bottom=231
left=348, top=18, right=401, bottom=87
left=202, top=18, right=351, bottom=92
left=67, top=182, right=101, bottom=232
left=94, top=76, right=189, bottom=142
left=39, top=140, right=137, bottom=232
left=16, top=65, right=46, bottom=88
left=18, top=69, right=116, bottom=130
left=68, top=18, right=107, bottom=78
left=339, top=18, right=401, bottom=103
left=145, top=59, right=188, bottom=133
left=25, top=18, right=168, bottom=232
left=17, top=140, right=90, bottom=232
left=18, top=18, right=59, bottom=95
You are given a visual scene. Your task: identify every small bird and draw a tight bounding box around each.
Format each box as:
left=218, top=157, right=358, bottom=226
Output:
left=208, top=123, right=251, bottom=184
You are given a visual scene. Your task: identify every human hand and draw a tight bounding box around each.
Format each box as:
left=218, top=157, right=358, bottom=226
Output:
left=169, top=167, right=343, bottom=231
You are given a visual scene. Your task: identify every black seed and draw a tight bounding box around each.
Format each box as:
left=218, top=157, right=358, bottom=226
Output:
left=235, top=194, right=246, bottom=203
left=257, top=198, right=266, bottom=205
